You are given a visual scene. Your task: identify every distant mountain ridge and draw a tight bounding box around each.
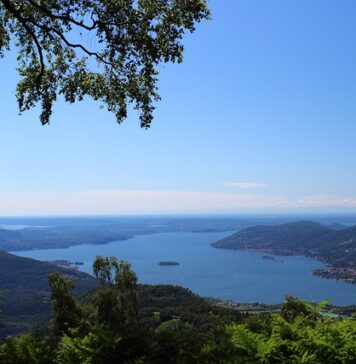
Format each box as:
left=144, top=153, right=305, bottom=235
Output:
left=0, top=226, right=133, bottom=251
left=0, top=218, right=258, bottom=251
left=212, top=221, right=356, bottom=283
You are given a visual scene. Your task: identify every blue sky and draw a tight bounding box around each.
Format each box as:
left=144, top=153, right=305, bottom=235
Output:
left=1, top=0, right=356, bottom=215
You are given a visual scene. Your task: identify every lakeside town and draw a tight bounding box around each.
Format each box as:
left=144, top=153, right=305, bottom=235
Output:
left=313, top=266, right=356, bottom=284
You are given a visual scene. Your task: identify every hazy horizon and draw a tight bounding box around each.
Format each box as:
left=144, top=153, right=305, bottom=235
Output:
left=1, top=211, right=356, bottom=219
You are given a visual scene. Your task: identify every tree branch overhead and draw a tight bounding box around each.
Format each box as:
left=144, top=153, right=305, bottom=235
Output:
left=0, top=0, right=209, bottom=127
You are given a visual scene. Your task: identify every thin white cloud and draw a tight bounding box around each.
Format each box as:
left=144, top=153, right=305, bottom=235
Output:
left=297, top=194, right=356, bottom=207
left=1, top=190, right=356, bottom=216
left=0, top=190, right=287, bottom=216
left=224, top=182, right=266, bottom=190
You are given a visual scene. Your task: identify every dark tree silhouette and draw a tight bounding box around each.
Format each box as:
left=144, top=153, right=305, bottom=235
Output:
left=48, top=271, right=83, bottom=336
left=0, top=0, right=209, bottom=127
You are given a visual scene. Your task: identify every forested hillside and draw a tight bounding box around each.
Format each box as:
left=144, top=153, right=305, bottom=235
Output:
left=0, top=251, right=98, bottom=338
left=213, top=221, right=356, bottom=283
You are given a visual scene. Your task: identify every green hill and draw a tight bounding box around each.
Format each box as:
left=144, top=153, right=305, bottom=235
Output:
left=0, top=251, right=98, bottom=338
left=212, top=221, right=356, bottom=282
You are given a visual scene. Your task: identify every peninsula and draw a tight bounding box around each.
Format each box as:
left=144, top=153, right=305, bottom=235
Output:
left=212, top=221, right=356, bottom=284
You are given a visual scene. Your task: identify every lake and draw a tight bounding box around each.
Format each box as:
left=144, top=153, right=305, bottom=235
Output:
left=13, top=231, right=356, bottom=305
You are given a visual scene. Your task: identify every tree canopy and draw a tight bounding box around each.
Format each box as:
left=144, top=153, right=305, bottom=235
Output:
left=0, top=0, right=209, bottom=127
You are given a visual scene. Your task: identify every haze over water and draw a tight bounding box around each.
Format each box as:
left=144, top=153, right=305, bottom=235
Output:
left=14, top=231, right=356, bottom=305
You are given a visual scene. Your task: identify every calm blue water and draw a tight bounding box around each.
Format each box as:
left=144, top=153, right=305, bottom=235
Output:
left=13, top=231, right=356, bottom=305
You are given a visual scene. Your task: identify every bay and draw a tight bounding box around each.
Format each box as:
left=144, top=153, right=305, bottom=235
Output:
left=13, top=231, right=356, bottom=305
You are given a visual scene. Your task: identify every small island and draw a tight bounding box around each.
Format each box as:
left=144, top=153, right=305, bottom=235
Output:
left=48, top=260, right=79, bottom=270
left=159, top=261, right=180, bottom=266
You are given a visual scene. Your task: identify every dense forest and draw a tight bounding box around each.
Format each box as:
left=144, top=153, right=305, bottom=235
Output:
left=0, top=256, right=355, bottom=363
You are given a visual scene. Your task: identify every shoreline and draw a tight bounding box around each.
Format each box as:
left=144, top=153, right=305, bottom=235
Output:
left=212, top=245, right=356, bottom=285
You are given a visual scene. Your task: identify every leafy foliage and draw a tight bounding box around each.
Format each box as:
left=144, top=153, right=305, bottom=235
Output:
left=0, top=0, right=209, bottom=126
left=48, top=272, right=85, bottom=337
left=92, top=256, right=139, bottom=334
left=203, top=300, right=356, bottom=364
left=0, top=334, right=53, bottom=364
